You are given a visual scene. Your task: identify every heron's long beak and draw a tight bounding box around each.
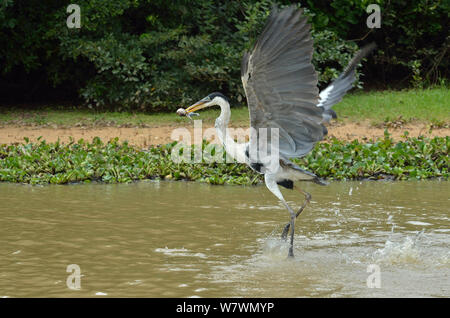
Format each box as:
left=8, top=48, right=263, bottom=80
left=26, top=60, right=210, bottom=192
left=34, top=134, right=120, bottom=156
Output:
left=185, top=100, right=209, bottom=113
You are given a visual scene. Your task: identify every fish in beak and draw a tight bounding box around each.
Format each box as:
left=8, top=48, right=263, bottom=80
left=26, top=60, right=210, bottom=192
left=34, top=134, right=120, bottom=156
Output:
left=176, top=97, right=211, bottom=119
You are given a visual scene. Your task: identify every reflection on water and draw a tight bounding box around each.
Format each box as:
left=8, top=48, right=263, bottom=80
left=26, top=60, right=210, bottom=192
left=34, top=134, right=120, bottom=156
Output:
left=0, top=180, right=448, bottom=297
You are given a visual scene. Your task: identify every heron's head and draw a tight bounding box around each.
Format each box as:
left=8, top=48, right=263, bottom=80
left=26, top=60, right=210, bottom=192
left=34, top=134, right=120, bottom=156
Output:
left=184, top=92, right=228, bottom=114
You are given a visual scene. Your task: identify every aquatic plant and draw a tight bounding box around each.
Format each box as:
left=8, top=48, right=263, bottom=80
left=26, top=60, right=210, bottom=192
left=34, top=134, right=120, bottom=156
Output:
left=0, top=133, right=448, bottom=185
left=295, top=132, right=449, bottom=181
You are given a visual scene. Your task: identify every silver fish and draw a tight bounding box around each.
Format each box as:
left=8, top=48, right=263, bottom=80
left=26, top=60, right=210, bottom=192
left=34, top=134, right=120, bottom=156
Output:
left=176, top=108, right=199, bottom=120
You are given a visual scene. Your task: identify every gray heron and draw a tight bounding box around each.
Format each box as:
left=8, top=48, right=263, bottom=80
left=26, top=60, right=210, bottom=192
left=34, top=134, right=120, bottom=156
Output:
left=178, top=5, right=375, bottom=257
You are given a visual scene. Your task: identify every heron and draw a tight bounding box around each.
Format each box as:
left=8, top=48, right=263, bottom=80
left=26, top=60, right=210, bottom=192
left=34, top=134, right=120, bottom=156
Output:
left=177, top=5, right=375, bottom=257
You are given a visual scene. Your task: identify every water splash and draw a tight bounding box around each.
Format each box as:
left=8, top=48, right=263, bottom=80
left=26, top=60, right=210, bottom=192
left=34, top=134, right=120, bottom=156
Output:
left=372, top=231, right=424, bottom=265
left=261, top=237, right=290, bottom=260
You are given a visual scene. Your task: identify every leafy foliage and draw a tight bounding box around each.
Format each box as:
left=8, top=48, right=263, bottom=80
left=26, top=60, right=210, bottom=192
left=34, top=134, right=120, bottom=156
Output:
left=0, top=0, right=448, bottom=109
left=65, top=0, right=360, bottom=110
left=1, top=0, right=362, bottom=110
left=0, top=134, right=447, bottom=185
left=303, top=0, right=449, bottom=87
left=295, top=133, right=449, bottom=181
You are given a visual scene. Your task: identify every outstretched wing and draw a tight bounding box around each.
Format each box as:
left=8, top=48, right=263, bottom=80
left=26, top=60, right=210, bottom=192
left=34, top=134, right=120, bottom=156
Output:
left=318, top=42, right=376, bottom=122
left=241, top=5, right=323, bottom=159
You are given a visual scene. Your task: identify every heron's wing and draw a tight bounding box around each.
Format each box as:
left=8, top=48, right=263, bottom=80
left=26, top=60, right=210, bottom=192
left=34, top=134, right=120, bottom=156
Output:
left=318, top=43, right=376, bottom=122
left=241, top=5, right=323, bottom=159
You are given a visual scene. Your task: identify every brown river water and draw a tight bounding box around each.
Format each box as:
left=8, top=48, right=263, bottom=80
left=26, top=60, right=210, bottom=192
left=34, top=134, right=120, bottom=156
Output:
left=0, top=180, right=448, bottom=297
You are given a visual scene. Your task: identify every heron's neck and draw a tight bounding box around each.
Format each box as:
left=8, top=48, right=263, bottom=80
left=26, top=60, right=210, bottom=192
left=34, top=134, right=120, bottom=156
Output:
left=214, top=98, right=231, bottom=142
left=214, top=98, right=237, bottom=157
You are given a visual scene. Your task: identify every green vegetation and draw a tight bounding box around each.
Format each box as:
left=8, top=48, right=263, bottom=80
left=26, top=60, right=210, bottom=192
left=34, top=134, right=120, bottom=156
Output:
left=293, top=132, right=448, bottom=181
left=1, top=88, right=447, bottom=127
left=0, top=133, right=447, bottom=185
left=0, top=0, right=360, bottom=111
left=1, top=1, right=448, bottom=110
left=304, top=0, right=449, bottom=88
left=333, top=87, right=450, bottom=125
left=0, top=106, right=250, bottom=128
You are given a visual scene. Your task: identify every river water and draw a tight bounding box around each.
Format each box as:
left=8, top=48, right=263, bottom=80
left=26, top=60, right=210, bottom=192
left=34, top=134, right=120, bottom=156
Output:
left=0, top=180, right=448, bottom=297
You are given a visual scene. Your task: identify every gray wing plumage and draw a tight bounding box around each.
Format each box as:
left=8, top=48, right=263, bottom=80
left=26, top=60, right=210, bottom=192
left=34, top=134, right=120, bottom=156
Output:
left=241, top=5, right=323, bottom=159
left=318, top=42, right=377, bottom=122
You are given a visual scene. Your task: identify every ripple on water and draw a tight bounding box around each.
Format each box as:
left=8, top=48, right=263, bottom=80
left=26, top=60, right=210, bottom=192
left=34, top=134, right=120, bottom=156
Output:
left=154, top=247, right=207, bottom=259
left=406, top=221, right=432, bottom=226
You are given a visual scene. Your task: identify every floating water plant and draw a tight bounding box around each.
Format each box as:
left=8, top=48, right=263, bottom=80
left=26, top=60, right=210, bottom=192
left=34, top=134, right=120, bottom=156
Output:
left=0, top=133, right=447, bottom=185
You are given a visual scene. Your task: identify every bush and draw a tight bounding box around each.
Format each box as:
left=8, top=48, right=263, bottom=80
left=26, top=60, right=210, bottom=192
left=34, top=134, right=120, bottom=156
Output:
left=67, top=0, right=361, bottom=110
left=303, top=0, right=449, bottom=88
left=0, top=0, right=362, bottom=110
left=0, top=0, right=447, bottom=110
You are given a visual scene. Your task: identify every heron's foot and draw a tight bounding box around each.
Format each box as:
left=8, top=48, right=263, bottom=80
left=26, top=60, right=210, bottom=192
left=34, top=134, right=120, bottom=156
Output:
left=281, top=223, right=290, bottom=241
left=288, top=246, right=294, bottom=258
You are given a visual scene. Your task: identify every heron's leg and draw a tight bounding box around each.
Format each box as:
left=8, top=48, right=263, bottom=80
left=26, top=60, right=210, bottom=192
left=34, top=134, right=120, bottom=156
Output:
left=281, top=223, right=290, bottom=241
left=281, top=188, right=311, bottom=241
left=281, top=201, right=296, bottom=258
left=264, top=174, right=296, bottom=257
left=288, top=208, right=296, bottom=258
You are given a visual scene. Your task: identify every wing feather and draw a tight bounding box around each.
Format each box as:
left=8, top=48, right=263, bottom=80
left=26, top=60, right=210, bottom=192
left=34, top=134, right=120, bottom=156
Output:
left=241, top=5, right=322, bottom=159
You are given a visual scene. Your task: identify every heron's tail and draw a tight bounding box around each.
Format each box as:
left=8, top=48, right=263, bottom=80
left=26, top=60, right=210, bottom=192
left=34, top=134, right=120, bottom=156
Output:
left=317, top=42, right=377, bottom=122
left=341, top=42, right=377, bottom=79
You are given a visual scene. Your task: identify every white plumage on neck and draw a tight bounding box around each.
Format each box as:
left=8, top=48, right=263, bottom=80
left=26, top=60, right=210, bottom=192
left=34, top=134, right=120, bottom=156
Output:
left=213, top=97, right=247, bottom=163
